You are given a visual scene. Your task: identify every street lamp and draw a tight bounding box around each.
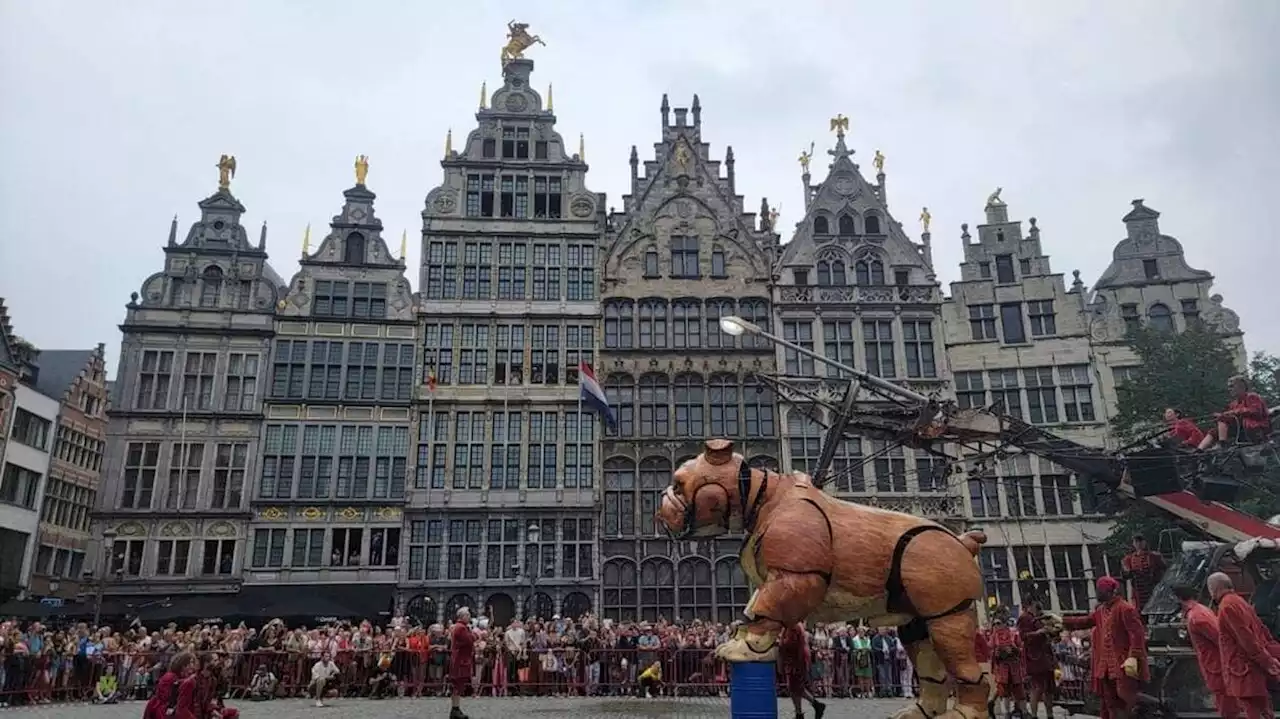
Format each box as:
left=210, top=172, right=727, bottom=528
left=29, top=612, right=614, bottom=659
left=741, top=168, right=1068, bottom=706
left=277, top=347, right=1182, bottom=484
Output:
left=92, top=528, right=118, bottom=627
left=717, top=315, right=930, bottom=404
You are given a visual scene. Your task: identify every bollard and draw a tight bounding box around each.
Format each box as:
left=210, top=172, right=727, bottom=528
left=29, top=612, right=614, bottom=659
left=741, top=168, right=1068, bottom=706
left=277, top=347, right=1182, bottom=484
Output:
left=729, top=661, right=778, bottom=719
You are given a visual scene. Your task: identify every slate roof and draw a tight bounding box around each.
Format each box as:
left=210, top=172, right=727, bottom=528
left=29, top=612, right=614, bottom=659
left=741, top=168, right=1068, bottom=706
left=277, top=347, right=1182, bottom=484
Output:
left=32, top=349, right=95, bottom=400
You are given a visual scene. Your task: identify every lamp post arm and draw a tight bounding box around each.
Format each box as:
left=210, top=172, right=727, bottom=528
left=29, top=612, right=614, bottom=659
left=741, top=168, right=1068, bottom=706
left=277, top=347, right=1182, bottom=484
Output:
left=729, top=318, right=930, bottom=405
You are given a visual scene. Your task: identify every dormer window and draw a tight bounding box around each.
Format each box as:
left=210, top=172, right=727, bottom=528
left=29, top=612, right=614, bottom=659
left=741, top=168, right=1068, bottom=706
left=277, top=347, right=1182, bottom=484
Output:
left=979, top=262, right=991, bottom=279
left=838, top=215, right=856, bottom=235
left=345, top=233, right=366, bottom=265
left=817, top=261, right=846, bottom=286
left=995, top=254, right=1015, bottom=284
left=199, top=266, right=223, bottom=308
left=855, top=256, right=884, bottom=285
left=502, top=127, right=530, bottom=159
left=1143, top=259, right=1159, bottom=280
left=864, top=214, right=882, bottom=234
left=1148, top=303, right=1174, bottom=333
left=813, top=216, right=829, bottom=235
left=482, top=139, right=497, bottom=158
left=794, top=269, right=809, bottom=286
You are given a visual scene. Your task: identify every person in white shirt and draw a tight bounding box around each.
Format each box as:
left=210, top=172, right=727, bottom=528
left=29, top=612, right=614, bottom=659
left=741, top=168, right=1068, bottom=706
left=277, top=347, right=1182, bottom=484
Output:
left=310, top=652, right=340, bottom=708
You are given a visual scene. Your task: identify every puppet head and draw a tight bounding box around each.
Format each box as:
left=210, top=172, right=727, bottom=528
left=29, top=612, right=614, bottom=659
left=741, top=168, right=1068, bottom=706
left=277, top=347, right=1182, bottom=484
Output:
left=656, top=439, right=752, bottom=538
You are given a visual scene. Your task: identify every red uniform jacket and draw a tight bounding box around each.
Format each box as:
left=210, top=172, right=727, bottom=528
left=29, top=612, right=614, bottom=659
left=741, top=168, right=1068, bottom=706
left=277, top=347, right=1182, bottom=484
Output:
left=449, top=621, right=475, bottom=680
left=1183, top=601, right=1225, bottom=694
left=174, top=675, right=199, bottom=719
left=1217, top=591, right=1280, bottom=699
left=779, top=624, right=811, bottom=677
left=143, top=671, right=179, bottom=719
left=989, top=625, right=1024, bottom=685
left=974, top=629, right=992, bottom=664
left=1122, top=550, right=1166, bottom=612
left=1226, top=393, right=1271, bottom=433
left=1016, top=612, right=1055, bottom=675
left=1170, top=418, right=1205, bottom=447
left=1063, top=597, right=1149, bottom=685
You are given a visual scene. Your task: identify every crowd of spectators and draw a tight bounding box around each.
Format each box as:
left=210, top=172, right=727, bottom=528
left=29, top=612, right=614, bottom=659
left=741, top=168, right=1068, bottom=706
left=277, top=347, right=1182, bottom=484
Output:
left=0, top=612, right=1090, bottom=707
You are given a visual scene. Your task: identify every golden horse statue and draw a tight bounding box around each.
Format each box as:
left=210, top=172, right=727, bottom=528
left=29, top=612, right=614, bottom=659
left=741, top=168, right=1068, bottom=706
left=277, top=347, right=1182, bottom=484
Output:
left=501, top=21, right=544, bottom=66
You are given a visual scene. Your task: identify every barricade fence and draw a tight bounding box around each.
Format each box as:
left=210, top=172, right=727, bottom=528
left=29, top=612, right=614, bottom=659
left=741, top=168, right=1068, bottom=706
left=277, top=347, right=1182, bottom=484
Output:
left=0, top=647, right=1089, bottom=706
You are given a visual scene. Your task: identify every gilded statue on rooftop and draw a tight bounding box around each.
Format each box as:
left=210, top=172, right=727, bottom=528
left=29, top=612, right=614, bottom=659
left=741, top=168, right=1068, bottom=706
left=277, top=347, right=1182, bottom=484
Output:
left=829, top=114, right=849, bottom=137
left=216, top=155, right=237, bottom=191
left=501, top=20, right=545, bottom=67
left=798, top=142, right=814, bottom=174
left=354, top=155, right=369, bottom=186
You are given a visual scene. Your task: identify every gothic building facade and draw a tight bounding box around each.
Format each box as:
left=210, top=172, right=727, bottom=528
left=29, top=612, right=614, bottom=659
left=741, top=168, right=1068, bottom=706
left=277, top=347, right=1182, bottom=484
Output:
left=93, top=175, right=285, bottom=609
left=598, top=97, right=774, bottom=623
left=772, top=126, right=961, bottom=524
left=405, top=58, right=604, bottom=626
left=243, top=169, right=416, bottom=619
left=941, top=196, right=1114, bottom=615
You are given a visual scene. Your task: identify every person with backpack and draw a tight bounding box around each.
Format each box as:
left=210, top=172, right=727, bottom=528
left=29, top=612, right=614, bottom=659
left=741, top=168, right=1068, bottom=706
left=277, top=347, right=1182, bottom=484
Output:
left=144, top=652, right=196, bottom=719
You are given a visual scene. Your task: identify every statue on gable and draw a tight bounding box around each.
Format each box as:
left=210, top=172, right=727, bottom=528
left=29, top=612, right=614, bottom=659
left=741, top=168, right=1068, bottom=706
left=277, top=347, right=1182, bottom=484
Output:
left=501, top=20, right=545, bottom=66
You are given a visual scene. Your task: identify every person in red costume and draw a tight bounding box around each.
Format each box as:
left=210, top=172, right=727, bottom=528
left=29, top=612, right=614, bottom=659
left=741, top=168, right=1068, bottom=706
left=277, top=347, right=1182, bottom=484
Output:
left=1172, top=584, right=1239, bottom=718
left=1121, top=534, right=1166, bottom=618
left=974, top=622, right=996, bottom=719
left=1199, top=375, right=1272, bottom=450
left=144, top=652, right=196, bottom=719
left=1163, top=408, right=1205, bottom=448
left=449, top=606, right=476, bottom=719
left=779, top=623, right=826, bottom=719
left=1017, top=599, right=1058, bottom=719
left=1062, top=576, right=1148, bottom=719
left=174, top=655, right=204, bottom=719
left=988, top=609, right=1027, bottom=717
left=1210, top=572, right=1280, bottom=719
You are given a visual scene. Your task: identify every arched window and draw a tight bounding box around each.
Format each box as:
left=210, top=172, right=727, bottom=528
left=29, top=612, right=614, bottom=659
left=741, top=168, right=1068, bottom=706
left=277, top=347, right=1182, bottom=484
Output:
left=813, top=216, right=830, bottom=235
left=678, top=558, right=714, bottom=620
left=864, top=214, right=882, bottom=235
left=199, top=266, right=223, bottom=308
left=344, top=232, right=366, bottom=265
left=817, top=261, right=832, bottom=286
left=711, top=245, right=727, bottom=277
left=709, top=373, right=740, bottom=436
left=643, top=249, right=660, bottom=277
left=525, top=591, right=555, bottom=621
left=604, top=300, right=634, bottom=349
left=603, top=457, right=637, bottom=536
left=672, top=300, right=702, bottom=349
left=639, top=374, right=670, bottom=437
left=487, top=593, right=516, bottom=627
left=715, top=558, right=751, bottom=624
left=639, top=300, right=668, bottom=348
left=562, top=591, right=592, bottom=619
left=444, top=593, right=475, bottom=621
left=743, top=377, right=776, bottom=437
left=705, top=299, right=735, bottom=349
left=639, top=558, right=675, bottom=622
left=639, top=457, right=671, bottom=538
left=856, top=256, right=885, bottom=285
left=738, top=298, right=770, bottom=350
left=603, top=559, right=637, bottom=621
left=1148, top=303, right=1175, bottom=333
left=832, top=260, right=847, bottom=285
left=788, top=408, right=824, bottom=475
left=674, top=373, right=705, bottom=437
left=838, top=214, right=856, bottom=235
left=405, top=594, right=438, bottom=625
left=605, top=374, right=634, bottom=437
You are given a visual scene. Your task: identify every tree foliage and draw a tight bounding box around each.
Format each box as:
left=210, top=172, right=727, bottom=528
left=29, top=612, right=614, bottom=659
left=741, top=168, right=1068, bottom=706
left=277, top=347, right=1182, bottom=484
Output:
left=1106, top=328, right=1280, bottom=547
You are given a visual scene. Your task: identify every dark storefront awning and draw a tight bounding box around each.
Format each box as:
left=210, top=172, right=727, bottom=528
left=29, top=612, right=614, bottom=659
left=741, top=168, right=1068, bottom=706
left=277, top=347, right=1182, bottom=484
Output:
left=0, top=598, right=128, bottom=621
left=136, top=594, right=242, bottom=624
left=235, top=584, right=395, bottom=624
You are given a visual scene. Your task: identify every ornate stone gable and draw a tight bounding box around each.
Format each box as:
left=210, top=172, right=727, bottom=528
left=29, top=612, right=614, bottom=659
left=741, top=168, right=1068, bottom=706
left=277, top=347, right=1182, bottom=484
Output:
left=1092, top=199, right=1214, bottom=290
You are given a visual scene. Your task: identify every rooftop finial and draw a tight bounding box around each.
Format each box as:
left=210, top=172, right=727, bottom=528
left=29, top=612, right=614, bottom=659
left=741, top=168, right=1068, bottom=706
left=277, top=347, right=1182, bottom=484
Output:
left=400, top=229, right=408, bottom=261
left=546, top=83, right=554, bottom=111
left=501, top=20, right=545, bottom=68
left=829, top=114, right=849, bottom=138
left=168, top=214, right=179, bottom=246
left=919, top=207, right=931, bottom=234
left=216, top=154, right=237, bottom=191
left=444, top=128, right=453, bottom=159
left=479, top=82, right=487, bottom=110
left=873, top=150, right=885, bottom=175
left=302, top=223, right=311, bottom=258
left=578, top=133, right=586, bottom=162
left=798, top=142, right=814, bottom=174
left=354, top=155, right=369, bottom=186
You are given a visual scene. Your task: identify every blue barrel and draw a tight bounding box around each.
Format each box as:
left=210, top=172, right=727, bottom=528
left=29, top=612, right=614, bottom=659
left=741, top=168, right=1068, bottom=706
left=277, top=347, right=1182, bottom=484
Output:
left=730, top=661, right=778, bottom=719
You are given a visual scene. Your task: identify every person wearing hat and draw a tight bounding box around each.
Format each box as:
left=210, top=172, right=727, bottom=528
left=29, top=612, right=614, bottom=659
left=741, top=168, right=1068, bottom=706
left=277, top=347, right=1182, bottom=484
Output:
left=1210, top=572, right=1280, bottom=719
left=1172, top=583, right=1237, bottom=718
left=1063, top=576, right=1148, bottom=719
left=1121, top=534, right=1166, bottom=619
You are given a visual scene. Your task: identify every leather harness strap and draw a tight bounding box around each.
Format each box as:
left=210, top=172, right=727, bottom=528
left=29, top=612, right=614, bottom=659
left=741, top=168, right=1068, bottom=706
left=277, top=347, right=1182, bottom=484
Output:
left=887, top=525, right=975, bottom=621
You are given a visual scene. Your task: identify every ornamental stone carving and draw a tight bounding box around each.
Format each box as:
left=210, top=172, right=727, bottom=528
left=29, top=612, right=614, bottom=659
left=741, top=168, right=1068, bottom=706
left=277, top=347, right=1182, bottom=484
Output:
left=570, top=194, right=595, bottom=218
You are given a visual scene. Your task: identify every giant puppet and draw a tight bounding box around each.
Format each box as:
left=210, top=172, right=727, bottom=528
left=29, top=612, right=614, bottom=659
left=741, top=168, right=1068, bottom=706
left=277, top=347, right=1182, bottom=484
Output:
left=657, top=438, right=992, bottom=719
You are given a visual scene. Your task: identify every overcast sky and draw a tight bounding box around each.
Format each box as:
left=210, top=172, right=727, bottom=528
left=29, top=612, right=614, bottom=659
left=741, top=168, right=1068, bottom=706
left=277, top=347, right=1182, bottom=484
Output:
left=1, top=0, right=1277, bottom=375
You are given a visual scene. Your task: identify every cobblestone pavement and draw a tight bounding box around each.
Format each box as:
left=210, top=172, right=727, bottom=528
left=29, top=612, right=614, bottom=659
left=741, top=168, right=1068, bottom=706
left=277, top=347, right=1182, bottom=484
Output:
left=0, top=696, right=938, bottom=718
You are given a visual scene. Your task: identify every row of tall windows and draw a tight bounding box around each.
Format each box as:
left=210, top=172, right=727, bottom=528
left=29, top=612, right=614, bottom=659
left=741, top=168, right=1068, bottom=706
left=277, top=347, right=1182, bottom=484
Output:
left=135, top=350, right=260, bottom=411
left=250, top=527, right=401, bottom=569
left=270, top=340, right=414, bottom=402
left=119, top=441, right=248, bottom=510
left=603, top=298, right=770, bottom=350
left=781, top=319, right=937, bottom=379
left=603, top=373, right=776, bottom=439
left=424, top=239, right=595, bottom=301
left=260, top=424, right=410, bottom=500
left=952, top=365, right=1096, bottom=424
left=415, top=410, right=594, bottom=490
left=421, top=322, right=594, bottom=387
left=405, top=516, right=594, bottom=582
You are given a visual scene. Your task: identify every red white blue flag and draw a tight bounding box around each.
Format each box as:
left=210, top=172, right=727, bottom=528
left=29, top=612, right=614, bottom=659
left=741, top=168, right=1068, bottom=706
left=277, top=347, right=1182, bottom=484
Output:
left=578, top=362, right=615, bottom=427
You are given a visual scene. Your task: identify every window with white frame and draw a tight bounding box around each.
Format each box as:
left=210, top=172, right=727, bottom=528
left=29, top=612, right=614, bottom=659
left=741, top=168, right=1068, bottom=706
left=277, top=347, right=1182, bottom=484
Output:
left=156, top=539, right=192, bottom=576
left=166, top=442, right=204, bottom=510
left=783, top=321, right=815, bottom=376
left=1002, top=454, right=1037, bottom=516
left=202, top=539, right=235, bottom=576
left=1051, top=545, right=1090, bottom=611
left=903, top=321, right=937, bottom=378
left=223, top=352, right=259, bottom=411
left=787, top=409, right=823, bottom=475
left=563, top=411, right=594, bottom=489
left=181, top=352, right=217, bottom=410
left=954, top=371, right=986, bottom=409
left=251, top=529, right=286, bottom=569
left=488, top=410, right=521, bottom=490
left=989, top=370, right=1022, bottom=418
left=822, top=321, right=856, bottom=378
left=871, top=440, right=907, bottom=492
left=211, top=443, right=247, bottom=509
left=136, top=350, right=175, bottom=410
left=527, top=411, right=558, bottom=489
left=1059, top=365, right=1096, bottom=422
left=292, top=528, right=325, bottom=568
left=121, top=441, right=160, bottom=509
left=863, top=320, right=896, bottom=377
left=980, top=547, right=1015, bottom=609
left=111, top=539, right=146, bottom=577
left=1024, top=367, right=1059, bottom=424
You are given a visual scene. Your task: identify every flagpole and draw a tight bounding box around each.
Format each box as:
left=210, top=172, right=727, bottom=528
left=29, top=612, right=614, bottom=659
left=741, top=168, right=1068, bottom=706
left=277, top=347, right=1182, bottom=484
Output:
left=180, top=395, right=188, bottom=509
left=426, top=374, right=434, bottom=509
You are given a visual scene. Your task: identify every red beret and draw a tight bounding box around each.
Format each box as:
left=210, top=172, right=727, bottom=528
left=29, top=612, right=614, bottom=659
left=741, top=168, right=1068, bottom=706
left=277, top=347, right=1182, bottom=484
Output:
left=1096, top=576, right=1120, bottom=593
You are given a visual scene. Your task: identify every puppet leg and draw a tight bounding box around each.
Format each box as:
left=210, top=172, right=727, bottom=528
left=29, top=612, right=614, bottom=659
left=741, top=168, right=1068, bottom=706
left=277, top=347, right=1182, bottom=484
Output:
left=716, top=570, right=826, bottom=662
left=920, top=611, right=989, bottom=719
left=890, top=622, right=951, bottom=719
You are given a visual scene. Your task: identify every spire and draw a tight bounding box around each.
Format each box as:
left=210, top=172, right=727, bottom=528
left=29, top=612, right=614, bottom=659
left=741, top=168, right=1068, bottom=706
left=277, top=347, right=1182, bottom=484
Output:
left=692, top=93, right=701, bottom=128
left=168, top=214, right=178, bottom=246
left=660, top=93, right=670, bottom=128
left=725, top=145, right=735, bottom=195
left=259, top=220, right=267, bottom=251
left=479, top=81, right=487, bottom=110
left=546, top=83, right=553, bottom=111
left=579, top=133, right=585, bottom=163
left=630, top=145, right=639, bottom=195
left=827, top=114, right=853, bottom=162
left=444, top=128, right=453, bottom=159
left=302, top=223, right=311, bottom=258
left=400, top=229, right=408, bottom=262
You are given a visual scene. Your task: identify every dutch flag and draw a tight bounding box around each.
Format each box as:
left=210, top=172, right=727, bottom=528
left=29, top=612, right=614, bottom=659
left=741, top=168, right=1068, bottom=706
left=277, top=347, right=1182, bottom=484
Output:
left=578, top=362, right=615, bottom=427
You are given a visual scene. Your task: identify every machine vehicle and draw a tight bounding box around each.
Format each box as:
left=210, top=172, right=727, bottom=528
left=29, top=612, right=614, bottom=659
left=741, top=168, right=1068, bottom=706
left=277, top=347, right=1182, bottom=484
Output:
left=715, top=315, right=1280, bottom=717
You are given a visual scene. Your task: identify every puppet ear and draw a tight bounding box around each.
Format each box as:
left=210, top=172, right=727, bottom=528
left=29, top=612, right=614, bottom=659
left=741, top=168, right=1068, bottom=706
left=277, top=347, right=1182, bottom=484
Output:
left=704, top=439, right=734, bottom=465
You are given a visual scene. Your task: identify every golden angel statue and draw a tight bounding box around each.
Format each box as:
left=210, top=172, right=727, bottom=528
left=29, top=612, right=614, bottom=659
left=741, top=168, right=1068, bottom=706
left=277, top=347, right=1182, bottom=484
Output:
left=873, top=150, right=885, bottom=174
left=829, top=114, right=849, bottom=137
left=798, top=142, right=814, bottom=174
left=919, top=206, right=932, bottom=233
left=674, top=143, right=692, bottom=171
left=216, top=155, right=237, bottom=190
left=986, top=187, right=1005, bottom=206
left=354, top=155, right=369, bottom=186
left=501, top=20, right=545, bottom=66
left=769, top=205, right=781, bottom=231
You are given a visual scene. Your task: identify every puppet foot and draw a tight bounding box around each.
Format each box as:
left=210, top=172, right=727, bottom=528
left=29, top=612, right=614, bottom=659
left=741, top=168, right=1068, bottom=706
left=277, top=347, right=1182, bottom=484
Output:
left=715, top=628, right=779, bottom=662
left=890, top=703, right=932, bottom=719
